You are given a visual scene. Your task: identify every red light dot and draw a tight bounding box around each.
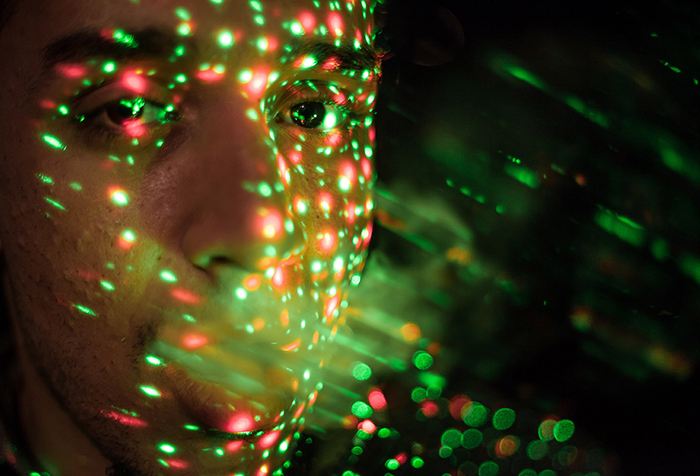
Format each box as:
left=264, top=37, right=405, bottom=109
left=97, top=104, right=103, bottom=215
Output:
left=368, top=389, right=387, bottom=411
left=358, top=419, right=376, bottom=433
left=299, top=12, right=315, bottom=31
left=183, top=333, right=208, bottom=349
left=226, top=414, right=254, bottom=433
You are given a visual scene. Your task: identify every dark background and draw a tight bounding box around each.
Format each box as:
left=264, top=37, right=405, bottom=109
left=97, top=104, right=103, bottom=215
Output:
left=371, top=1, right=700, bottom=474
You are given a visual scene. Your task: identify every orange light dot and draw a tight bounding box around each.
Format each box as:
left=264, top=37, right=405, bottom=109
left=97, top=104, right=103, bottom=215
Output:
left=244, top=274, right=262, bottom=291
left=252, top=317, right=265, bottom=332
left=400, top=323, right=421, bottom=343
left=318, top=232, right=335, bottom=253
left=280, top=338, right=300, bottom=352
left=183, top=333, right=208, bottom=349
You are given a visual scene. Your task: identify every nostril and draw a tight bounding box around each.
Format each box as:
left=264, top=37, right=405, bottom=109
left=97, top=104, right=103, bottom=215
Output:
left=192, top=253, right=234, bottom=270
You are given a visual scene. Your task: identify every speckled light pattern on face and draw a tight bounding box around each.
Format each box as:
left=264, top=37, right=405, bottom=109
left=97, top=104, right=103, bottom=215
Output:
left=25, top=0, right=380, bottom=474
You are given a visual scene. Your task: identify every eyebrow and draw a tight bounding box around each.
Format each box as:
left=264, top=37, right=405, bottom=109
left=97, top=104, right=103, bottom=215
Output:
left=33, top=27, right=378, bottom=92
left=287, top=40, right=379, bottom=75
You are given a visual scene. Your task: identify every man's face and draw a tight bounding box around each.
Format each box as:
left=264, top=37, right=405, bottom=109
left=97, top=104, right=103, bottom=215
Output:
left=0, top=0, right=378, bottom=474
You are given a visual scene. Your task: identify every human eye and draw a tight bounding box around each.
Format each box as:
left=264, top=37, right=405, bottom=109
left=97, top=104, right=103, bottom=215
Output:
left=272, top=80, right=359, bottom=132
left=70, top=86, right=181, bottom=148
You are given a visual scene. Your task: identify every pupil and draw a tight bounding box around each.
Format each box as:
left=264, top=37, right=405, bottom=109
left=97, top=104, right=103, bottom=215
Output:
left=290, top=102, right=325, bottom=128
left=108, top=100, right=143, bottom=125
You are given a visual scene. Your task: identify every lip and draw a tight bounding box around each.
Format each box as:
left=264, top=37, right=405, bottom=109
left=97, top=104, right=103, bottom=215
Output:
left=165, top=362, right=292, bottom=438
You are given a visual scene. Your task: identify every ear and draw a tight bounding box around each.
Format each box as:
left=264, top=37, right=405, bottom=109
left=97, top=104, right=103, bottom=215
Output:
left=380, top=2, right=465, bottom=66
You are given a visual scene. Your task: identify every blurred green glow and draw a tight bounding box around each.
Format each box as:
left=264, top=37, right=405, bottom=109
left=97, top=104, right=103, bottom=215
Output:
left=505, top=164, right=539, bottom=189
left=492, top=408, right=516, bottom=430
left=411, top=457, right=424, bottom=468
left=461, top=429, right=483, bottom=449
left=594, top=207, right=644, bottom=247
left=553, top=419, right=575, bottom=442
left=351, top=362, right=371, bottom=380
left=441, top=429, right=462, bottom=448
left=412, top=350, right=433, bottom=370
left=463, top=402, right=488, bottom=427
left=478, top=461, right=499, bottom=476
left=102, top=61, right=117, bottom=73
left=351, top=401, right=372, bottom=419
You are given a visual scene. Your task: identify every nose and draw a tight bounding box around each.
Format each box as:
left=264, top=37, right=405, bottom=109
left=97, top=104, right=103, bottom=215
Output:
left=180, top=91, right=305, bottom=275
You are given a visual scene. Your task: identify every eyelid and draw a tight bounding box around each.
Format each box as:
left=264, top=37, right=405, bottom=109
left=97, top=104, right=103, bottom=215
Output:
left=70, top=77, right=175, bottom=116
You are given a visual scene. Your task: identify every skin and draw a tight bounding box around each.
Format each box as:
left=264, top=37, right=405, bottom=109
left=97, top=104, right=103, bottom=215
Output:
left=0, top=0, right=380, bottom=475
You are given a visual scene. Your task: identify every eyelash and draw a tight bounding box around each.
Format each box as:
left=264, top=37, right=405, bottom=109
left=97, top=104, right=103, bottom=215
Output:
left=69, top=85, right=360, bottom=148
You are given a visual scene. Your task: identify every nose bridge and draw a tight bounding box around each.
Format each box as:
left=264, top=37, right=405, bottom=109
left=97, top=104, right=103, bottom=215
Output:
left=181, top=90, right=304, bottom=272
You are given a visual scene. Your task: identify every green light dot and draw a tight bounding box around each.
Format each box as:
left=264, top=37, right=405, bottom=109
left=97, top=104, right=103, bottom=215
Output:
left=385, top=459, right=399, bottom=470
left=247, top=109, right=259, bottom=121
left=159, top=270, right=178, bottom=283
left=177, top=23, right=191, bottom=36
left=238, top=69, right=253, bottom=82
left=412, top=350, right=433, bottom=370
left=411, top=457, right=424, bottom=468
left=140, top=385, right=161, bottom=398
left=351, top=362, right=371, bottom=381
left=218, top=29, right=234, bottom=48
left=100, top=280, right=115, bottom=292
left=215, top=448, right=224, bottom=456
left=69, top=182, right=82, bottom=190
left=73, top=304, right=97, bottom=316
left=461, top=428, right=483, bottom=449
left=410, top=387, right=426, bottom=402
left=42, top=134, right=66, bottom=150
left=290, top=21, right=304, bottom=35
left=44, top=197, right=66, bottom=211
left=145, top=355, right=163, bottom=366
left=378, top=428, right=390, bottom=438
left=463, top=402, right=488, bottom=427
left=57, top=105, right=69, bottom=115
left=174, top=45, right=186, bottom=56
left=478, top=461, right=499, bottom=476
left=158, top=443, right=176, bottom=454
left=338, top=176, right=352, bottom=192
left=518, top=470, right=537, bottom=476
left=111, top=191, right=129, bottom=207
left=256, top=37, right=268, bottom=51
left=311, top=261, right=322, bottom=273
left=253, top=14, right=265, bottom=25
left=493, top=408, right=516, bottom=430
left=438, top=446, right=452, bottom=458
left=183, top=424, right=199, bottom=430
left=258, top=182, right=273, bottom=197
left=526, top=440, right=548, bottom=460
left=174, top=73, right=188, bottom=83
left=441, top=428, right=462, bottom=448
left=175, top=7, right=191, bottom=20
left=364, top=146, right=373, bottom=158
left=351, top=401, right=373, bottom=419
left=553, top=419, right=575, bottom=442
left=301, top=56, right=318, bottom=69
left=351, top=446, right=363, bottom=455
left=102, top=61, right=117, bottom=73
left=121, top=229, right=137, bottom=242
left=279, top=440, right=289, bottom=452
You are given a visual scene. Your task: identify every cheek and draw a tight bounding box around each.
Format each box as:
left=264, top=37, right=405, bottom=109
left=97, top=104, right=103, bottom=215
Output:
left=276, top=124, right=375, bottom=283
